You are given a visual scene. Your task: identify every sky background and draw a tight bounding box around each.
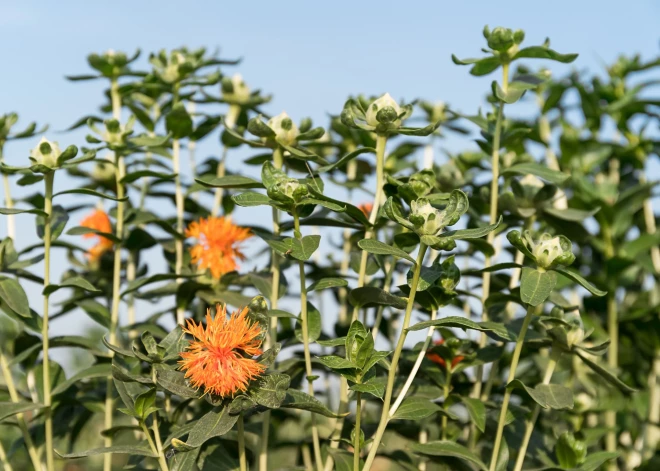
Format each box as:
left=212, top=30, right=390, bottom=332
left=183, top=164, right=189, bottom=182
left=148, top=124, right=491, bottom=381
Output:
left=1, top=0, right=659, bottom=372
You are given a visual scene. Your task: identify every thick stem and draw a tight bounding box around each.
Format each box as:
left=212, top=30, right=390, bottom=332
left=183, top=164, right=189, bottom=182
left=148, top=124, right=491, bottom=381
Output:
left=488, top=304, right=535, bottom=471
left=418, top=429, right=428, bottom=471
left=362, top=244, right=428, bottom=471
left=351, top=133, right=387, bottom=322
left=258, top=146, right=284, bottom=471
left=293, top=209, right=323, bottom=471
left=472, top=63, right=508, bottom=408
left=171, top=85, right=185, bottom=325
left=513, top=348, right=560, bottom=471
left=645, top=350, right=660, bottom=459
left=0, top=352, right=42, bottom=470
left=0, top=145, right=16, bottom=240
left=605, top=293, right=618, bottom=463
left=140, top=421, right=169, bottom=471
left=353, top=391, right=362, bottom=470
left=238, top=413, right=247, bottom=471
left=42, top=172, right=54, bottom=471
left=0, top=439, right=13, bottom=471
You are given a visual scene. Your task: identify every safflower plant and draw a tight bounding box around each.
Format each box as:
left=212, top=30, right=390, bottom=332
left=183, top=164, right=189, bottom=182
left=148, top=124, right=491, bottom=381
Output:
left=0, top=24, right=659, bottom=471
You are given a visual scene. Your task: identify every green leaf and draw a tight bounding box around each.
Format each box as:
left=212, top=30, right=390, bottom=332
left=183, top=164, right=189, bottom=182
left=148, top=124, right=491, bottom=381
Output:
left=0, top=402, right=44, bottom=422
left=580, top=452, right=620, bottom=471
left=0, top=207, right=47, bottom=217
left=442, top=216, right=502, bottom=240
left=349, top=382, right=385, bottom=399
left=295, top=302, right=322, bottom=343
left=306, top=277, right=348, bottom=292
left=232, top=191, right=272, bottom=207
left=460, top=397, right=486, bottom=433
left=77, top=299, right=111, bottom=328
left=514, top=46, right=578, bottom=63
left=122, top=273, right=197, bottom=296
left=52, top=363, right=112, bottom=395
left=391, top=397, right=443, bottom=420
left=0, top=277, right=31, bottom=317
left=281, top=389, right=348, bottom=418
left=120, top=170, right=176, bottom=184
left=43, top=276, right=100, bottom=296
left=250, top=373, right=291, bottom=409
left=407, top=264, right=443, bottom=292
left=411, top=440, right=488, bottom=470
left=358, top=239, right=416, bottom=264
left=67, top=226, right=120, bottom=243
left=184, top=408, right=239, bottom=449
left=326, top=449, right=354, bottom=471
left=55, top=445, right=156, bottom=459
left=156, top=369, right=201, bottom=399
left=266, top=235, right=321, bottom=261
left=166, top=103, right=193, bottom=139
left=520, top=268, right=557, bottom=306
left=503, top=163, right=570, bottom=185
left=508, top=380, right=574, bottom=410
left=575, top=351, right=636, bottom=394
left=195, top=174, right=264, bottom=189
left=406, top=316, right=513, bottom=341
left=318, top=355, right=357, bottom=370
left=53, top=188, right=129, bottom=201
left=543, top=207, right=601, bottom=222
left=317, top=147, right=376, bottom=173
left=349, top=287, right=407, bottom=310
left=552, top=266, right=607, bottom=296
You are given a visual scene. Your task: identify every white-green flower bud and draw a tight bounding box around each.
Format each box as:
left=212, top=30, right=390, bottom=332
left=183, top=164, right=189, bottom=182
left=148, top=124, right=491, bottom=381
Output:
left=158, top=51, right=187, bottom=83
left=223, top=74, right=251, bottom=105
left=565, top=311, right=585, bottom=348
left=30, top=137, right=60, bottom=168
left=532, top=235, right=564, bottom=269
left=409, top=198, right=443, bottom=236
left=365, top=93, right=402, bottom=128
left=267, top=112, right=299, bottom=147
left=520, top=173, right=544, bottom=189
left=92, top=160, right=116, bottom=182
left=103, top=119, right=127, bottom=146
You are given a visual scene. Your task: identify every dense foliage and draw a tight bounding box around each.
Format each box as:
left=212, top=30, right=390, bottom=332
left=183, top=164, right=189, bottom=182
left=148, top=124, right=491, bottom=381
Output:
left=1, top=25, right=659, bottom=471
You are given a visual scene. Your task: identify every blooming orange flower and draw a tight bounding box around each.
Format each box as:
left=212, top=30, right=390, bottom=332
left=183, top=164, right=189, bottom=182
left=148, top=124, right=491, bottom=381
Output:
left=358, top=202, right=374, bottom=217
left=426, top=339, right=464, bottom=369
left=80, top=209, right=114, bottom=261
left=185, top=216, right=252, bottom=279
left=179, top=304, right=265, bottom=397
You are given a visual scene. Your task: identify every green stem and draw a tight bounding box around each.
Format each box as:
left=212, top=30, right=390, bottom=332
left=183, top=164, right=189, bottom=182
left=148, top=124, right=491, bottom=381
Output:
left=362, top=243, right=428, bottom=471
left=488, top=304, right=534, bottom=471
left=351, top=133, right=387, bottom=322
left=513, top=347, right=560, bottom=471
left=471, top=63, right=508, bottom=440
left=0, top=438, right=13, bottom=471
left=104, top=77, right=126, bottom=471
left=442, top=368, right=453, bottom=440
left=42, top=172, right=55, bottom=471
left=353, top=391, right=362, bottom=470
left=258, top=145, right=284, bottom=471
left=293, top=209, right=323, bottom=471
left=0, top=347, right=41, bottom=470
left=0, top=145, right=15, bottom=240
left=140, top=421, right=169, bottom=471
left=171, top=83, right=185, bottom=325
left=605, top=293, right=618, bottom=461
left=645, top=349, right=660, bottom=459
left=238, top=413, right=247, bottom=471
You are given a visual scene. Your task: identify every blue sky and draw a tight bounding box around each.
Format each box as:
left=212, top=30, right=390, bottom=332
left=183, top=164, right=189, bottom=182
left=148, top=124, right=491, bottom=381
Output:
left=1, top=1, right=659, bottom=369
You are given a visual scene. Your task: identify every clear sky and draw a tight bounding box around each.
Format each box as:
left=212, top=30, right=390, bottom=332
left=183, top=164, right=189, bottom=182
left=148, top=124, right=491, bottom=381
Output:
left=1, top=1, right=659, bottom=370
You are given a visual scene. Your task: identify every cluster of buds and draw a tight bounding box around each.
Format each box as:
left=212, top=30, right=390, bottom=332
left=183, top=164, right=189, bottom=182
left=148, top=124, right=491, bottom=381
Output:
left=87, top=118, right=135, bottom=149
left=483, top=26, right=525, bottom=58
left=267, top=112, right=300, bottom=147
left=150, top=48, right=200, bottom=84
left=409, top=199, right=445, bottom=236
left=508, top=229, right=575, bottom=270
left=28, top=137, right=82, bottom=172
left=397, top=169, right=436, bottom=203
left=86, top=49, right=139, bottom=78
left=221, top=74, right=252, bottom=106
left=246, top=112, right=324, bottom=149
left=267, top=177, right=309, bottom=205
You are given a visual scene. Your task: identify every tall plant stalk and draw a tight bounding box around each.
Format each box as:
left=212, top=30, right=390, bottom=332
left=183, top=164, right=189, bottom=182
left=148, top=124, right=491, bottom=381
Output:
left=171, top=83, right=185, bottom=325
left=212, top=104, right=240, bottom=216
left=0, top=146, right=15, bottom=239
left=41, top=171, right=55, bottom=471
left=513, top=347, right=560, bottom=471
left=238, top=413, right=247, bottom=471
left=362, top=243, right=428, bottom=471
left=293, top=208, right=323, bottom=471
left=258, top=145, right=284, bottom=471
left=488, top=304, right=535, bottom=470
left=104, top=77, right=125, bottom=471
left=353, top=391, right=362, bottom=470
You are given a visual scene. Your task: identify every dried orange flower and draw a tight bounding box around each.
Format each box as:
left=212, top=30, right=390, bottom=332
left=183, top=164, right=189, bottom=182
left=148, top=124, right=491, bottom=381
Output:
left=179, top=304, right=265, bottom=397
left=358, top=202, right=374, bottom=217
left=426, top=339, right=464, bottom=369
left=80, top=209, right=114, bottom=261
left=185, top=216, right=252, bottom=279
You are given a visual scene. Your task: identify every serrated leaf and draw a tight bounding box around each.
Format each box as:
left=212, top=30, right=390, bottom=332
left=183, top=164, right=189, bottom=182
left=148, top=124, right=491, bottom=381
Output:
left=53, top=188, right=129, bottom=201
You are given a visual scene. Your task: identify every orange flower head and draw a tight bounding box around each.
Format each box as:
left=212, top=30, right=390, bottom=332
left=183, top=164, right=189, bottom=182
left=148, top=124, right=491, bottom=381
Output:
left=179, top=304, right=265, bottom=397
left=80, top=209, right=114, bottom=261
left=185, top=216, right=252, bottom=279
left=358, top=202, right=374, bottom=217
left=426, top=339, right=464, bottom=369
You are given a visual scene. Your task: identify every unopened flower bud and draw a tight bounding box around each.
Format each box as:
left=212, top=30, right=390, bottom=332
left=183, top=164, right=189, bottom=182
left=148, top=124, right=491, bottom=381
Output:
left=365, top=93, right=402, bottom=128
left=520, top=174, right=544, bottom=189
left=268, top=178, right=307, bottom=204
left=30, top=137, right=60, bottom=168
left=564, top=311, right=585, bottom=348
left=532, top=234, right=570, bottom=269
left=409, top=198, right=443, bottom=236
left=267, top=112, right=299, bottom=147
left=103, top=119, right=127, bottom=146
left=488, top=27, right=515, bottom=52
left=222, top=74, right=251, bottom=105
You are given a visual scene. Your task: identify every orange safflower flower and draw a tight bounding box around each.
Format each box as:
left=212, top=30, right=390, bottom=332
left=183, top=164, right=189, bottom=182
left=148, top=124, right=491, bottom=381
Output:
left=426, top=339, right=464, bottom=369
left=185, top=216, right=252, bottom=279
left=179, top=304, right=265, bottom=397
left=358, top=202, right=374, bottom=217
left=80, top=209, right=114, bottom=261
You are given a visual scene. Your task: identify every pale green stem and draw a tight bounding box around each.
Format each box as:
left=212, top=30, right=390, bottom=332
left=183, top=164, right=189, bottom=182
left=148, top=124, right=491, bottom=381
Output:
left=602, top=222, right=618, bottom=468
left=41, top=172, right=54, bottom=471
left=0, top=352, right=41, bottom=470
left=0, top=145, right=15, bottom=239
left=442, top=368, right=453, bottom=440
left=362, top=244, right=428, bottom=471
left=104, top=113, right=126, bottom=471
left=513, top=347, right=560, bottom=471
left=473, top=63, right=508, bottom=405
left=488, top=304, right=534, bottom=471
left=0, top=439, right=12, bottom=471
left=171, top=84, right=185, bottom=325
left=212, top=104, right=240, bottom=216
left=353, top=391, right=362, bottom=470
left=645, top=350, right=660, bottom=459
left=140, top=421, right=169, bottom=471
left=418, top=429, right=428, bottom=471
left=351, top=133, right=387, bottom=322
left=238, top=413, right=247, bottom=471
left=258, top=145, right=284, bottom=471
left=338, top=157, right=357, bottom=325
left=293, top=209, right=323, bottom=471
